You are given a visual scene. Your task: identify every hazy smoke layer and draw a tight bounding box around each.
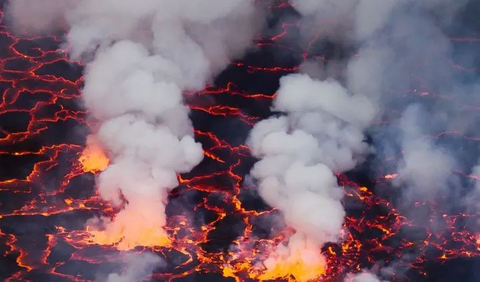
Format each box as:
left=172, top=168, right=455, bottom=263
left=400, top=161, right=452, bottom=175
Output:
left=345, top=0, right=480, bottom=228
left=248, top=0, right=478, bottom=280
left=6, top=0, right=263, bottom=280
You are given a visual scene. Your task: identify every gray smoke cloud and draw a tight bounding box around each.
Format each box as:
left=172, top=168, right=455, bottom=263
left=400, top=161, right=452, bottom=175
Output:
left=6, top=0, right=265, bottom=280
left=247, top=0, right=479, bottom=280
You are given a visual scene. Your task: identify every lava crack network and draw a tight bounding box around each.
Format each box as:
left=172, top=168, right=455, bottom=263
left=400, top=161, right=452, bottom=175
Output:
left=1, top=1, right=480, bottom=282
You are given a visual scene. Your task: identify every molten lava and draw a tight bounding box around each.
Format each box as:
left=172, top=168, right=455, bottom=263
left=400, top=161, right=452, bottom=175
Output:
left=80, top=137, right=174, bottom=250
left=1, top=1, right=480, bottom=282
left=258, top=252, right=326, bottom=282
left=85, top=217, right=171, bottom=251
left=79, top=136, right=109, bottom=173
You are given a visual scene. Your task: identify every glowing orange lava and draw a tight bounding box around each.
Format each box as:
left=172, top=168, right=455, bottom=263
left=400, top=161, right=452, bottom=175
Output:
left=257, top=257, right=326, bottom=282
left=384, top=174, right=398, bottom=179
left=256, top=245, right=326, bottom=282
left=86, top=228, right=171, bottom=251
left=85, top=214, right=172, bottom=251
left=79, top=136, right=109, bottom=173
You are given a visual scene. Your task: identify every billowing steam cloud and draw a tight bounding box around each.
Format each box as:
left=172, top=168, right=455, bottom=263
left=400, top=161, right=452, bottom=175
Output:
left=247, top=74, right=377, bottom=276
left=248, top=0, right=479, bottom=280
left=5, top=0, right=479, bottom=280
left=6, top=0, right=264, bottom=279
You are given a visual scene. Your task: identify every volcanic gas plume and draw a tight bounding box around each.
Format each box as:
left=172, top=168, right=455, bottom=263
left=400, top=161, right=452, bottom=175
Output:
left=1, top=0, right=480, bottom=282
left=6, top=0, right=262, bottom=257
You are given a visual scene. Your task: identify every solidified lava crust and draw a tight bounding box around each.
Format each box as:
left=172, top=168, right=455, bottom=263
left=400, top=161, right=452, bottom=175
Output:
left=1, top=1, right=480, bottom=282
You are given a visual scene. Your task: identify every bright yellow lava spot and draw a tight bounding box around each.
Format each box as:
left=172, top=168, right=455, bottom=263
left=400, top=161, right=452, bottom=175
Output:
left=257, top=255, right=326, bottom=282
left=84, top=207, right=172, bottom=251
left=79, top=137, right=109, bottom=173
left=86, top=225, right=171, bottom=251
left=222, top=266, right=237, bottom=279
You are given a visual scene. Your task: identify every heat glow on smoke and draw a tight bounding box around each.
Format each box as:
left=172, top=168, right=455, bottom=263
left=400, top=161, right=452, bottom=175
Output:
left=79, top=137, right=109, bottom=173
left=79, top=141, right=171, bottom=251
left=257, top=254, right=326, bottom=282
left=80, top=140, right=171, bottom=251
left=85, top=217, right=172, bottom=251
left=79, top=140, right=174, bottom=251
left=221, top=251, right=326, bottom=282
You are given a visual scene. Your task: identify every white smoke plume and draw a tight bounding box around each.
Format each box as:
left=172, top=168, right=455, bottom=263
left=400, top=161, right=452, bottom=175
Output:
left=348, top=2, right=480, bottom=280
left=6, top=0, right=264, bottom=280
left=247, top=73, right=377, bottom=276
left=248, top=0, right=478, bottom=279
left=347, top=0, right=477, bottom=207
left=245, top=1, right=380, bottom=277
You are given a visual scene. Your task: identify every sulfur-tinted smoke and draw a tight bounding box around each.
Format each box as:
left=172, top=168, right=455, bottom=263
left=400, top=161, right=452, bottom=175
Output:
left=5, top=0, right=264, bottom=280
